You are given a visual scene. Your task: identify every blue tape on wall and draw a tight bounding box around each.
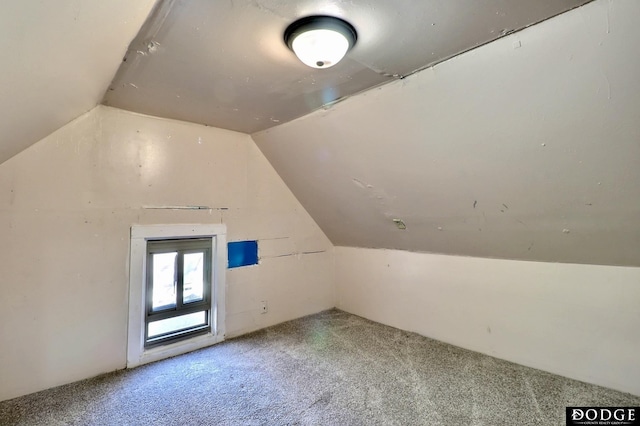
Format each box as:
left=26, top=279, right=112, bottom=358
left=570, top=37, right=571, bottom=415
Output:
left=228, top=240, right=259, bottom=268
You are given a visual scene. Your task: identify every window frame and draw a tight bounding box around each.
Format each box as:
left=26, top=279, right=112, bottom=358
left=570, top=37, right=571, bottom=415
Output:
left=145, top=238, right=212, bottom=348
left=127, top=224, right=226, bottom=368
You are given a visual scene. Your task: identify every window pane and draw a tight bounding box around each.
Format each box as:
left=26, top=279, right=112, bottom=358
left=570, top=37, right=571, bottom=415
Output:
left=152, top=252, right=177, bottom=311
left=184, top=252, right=204, bottom=304
left=147, top=311, right=207, bottom=338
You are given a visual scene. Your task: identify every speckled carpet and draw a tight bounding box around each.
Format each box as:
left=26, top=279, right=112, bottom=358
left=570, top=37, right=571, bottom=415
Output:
left=1, top=309, right=638, bottom=425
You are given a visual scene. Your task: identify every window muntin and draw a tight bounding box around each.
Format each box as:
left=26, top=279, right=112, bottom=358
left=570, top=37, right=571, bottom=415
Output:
left=145, top=238, right=212, bottom=347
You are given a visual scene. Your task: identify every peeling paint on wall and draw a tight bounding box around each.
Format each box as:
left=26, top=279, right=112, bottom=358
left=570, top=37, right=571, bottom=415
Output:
left=143, top=205, right=228, bottom=211
left=260, top=250, right=327, bottom=259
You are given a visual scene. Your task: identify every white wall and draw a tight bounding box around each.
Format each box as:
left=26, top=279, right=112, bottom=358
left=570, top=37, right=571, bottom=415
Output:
left=336, top=246, right=640, bottom=396
left=0, top=106, right=334, bottom=401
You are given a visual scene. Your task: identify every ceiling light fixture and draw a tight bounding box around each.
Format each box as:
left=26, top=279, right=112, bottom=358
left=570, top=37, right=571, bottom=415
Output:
left=284, top=16, right=357, bottom=69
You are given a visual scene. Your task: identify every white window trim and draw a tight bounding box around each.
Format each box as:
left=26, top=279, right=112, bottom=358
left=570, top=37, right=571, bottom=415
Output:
left=127, top=224, right=227, bottom=368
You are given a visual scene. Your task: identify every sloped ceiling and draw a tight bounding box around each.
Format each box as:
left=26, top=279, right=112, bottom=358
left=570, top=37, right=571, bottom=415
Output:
left=104, top=0, right=591, bottom=133
left=0, top=0, right=156, bottom=164
left=4, top=0, right=637, bottom=267
left=253, top=0, right=640, bottom=267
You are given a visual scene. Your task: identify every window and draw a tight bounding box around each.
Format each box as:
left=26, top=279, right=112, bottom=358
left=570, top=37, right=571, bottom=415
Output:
left=145, top=238, right=212, bottom=347
left=128, top=224, right=226, bottom=368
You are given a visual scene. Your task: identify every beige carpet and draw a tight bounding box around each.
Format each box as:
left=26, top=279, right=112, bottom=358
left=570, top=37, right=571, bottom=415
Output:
left=1, top=309, right=638, bottom=425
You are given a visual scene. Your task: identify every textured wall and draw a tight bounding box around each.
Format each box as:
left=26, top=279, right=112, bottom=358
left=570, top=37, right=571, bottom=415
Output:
left=0, top=106, right=334, bottom=401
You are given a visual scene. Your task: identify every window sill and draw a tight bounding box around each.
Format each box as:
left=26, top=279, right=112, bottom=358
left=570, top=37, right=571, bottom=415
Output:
left=129, top=331, right=225, bottom=368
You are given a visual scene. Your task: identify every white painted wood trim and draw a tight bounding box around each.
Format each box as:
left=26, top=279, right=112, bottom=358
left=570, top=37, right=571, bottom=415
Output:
left=127, top=224, right=227, bottom=368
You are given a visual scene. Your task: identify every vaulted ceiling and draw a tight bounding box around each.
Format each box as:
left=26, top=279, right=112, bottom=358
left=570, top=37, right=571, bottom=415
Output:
left=2, top=0, right=591, bottom=163
left=0, top=0, right=156, bottom=163
left=253, top=0, right=640, bottom=266
left=103, top=0, right=592, bottom=133
left=3, top=0, right=639, bottom=266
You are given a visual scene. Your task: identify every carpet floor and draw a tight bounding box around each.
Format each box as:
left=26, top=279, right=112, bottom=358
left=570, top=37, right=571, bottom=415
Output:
left=1, top=309, right=638, bottom=425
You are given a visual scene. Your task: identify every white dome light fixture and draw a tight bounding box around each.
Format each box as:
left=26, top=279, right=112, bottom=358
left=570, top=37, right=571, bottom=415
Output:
left=284, top=16, right=357, bottom=69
